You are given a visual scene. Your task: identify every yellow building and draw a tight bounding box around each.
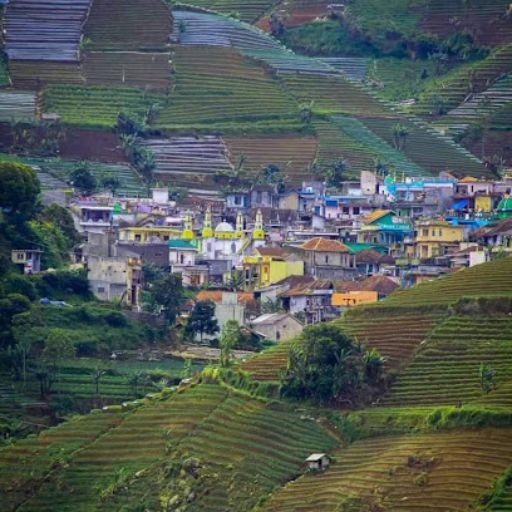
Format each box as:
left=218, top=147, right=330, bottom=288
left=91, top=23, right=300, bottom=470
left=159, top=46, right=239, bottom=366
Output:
left=243, top=247, right=304, bottom=290
left=118, top=226, right=182, bottom=243
left=331, top=291, right=378, bottom=308
left=475, top=195, right=493, bottom=213
left=414, top=220, right=464, bottom=259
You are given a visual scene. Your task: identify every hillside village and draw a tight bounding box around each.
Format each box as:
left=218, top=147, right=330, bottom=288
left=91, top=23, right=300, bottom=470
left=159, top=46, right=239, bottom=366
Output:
left=65, top=169, right=512, bottom=344
left=2, top=0, right=512, bottom=510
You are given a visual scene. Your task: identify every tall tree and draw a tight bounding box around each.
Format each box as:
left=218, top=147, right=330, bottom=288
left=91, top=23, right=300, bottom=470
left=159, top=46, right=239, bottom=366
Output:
left=151, top=273, right=184, bottom=326
left=185, top=300, right=219, bottom=344
left=219, top=320, right=240, bottom=367
left=70, top=165, right=97, bottom=196
left=0, top=162, right=40, bottom=221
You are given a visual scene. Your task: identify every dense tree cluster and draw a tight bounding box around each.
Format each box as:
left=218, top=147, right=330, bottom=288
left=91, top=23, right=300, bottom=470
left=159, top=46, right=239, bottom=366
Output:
left=281, top=323, right=384, bottom=405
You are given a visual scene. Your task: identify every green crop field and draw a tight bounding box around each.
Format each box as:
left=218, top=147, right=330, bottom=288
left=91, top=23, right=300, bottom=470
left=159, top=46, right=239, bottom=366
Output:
left=339, top=306, right=446, bottom=370
left=382, top=315, right=512, bottom=407
left=280, top=73, right=390, bottom=117
left=413, top=43, right=512, bottom=117
left=155, top=45, right=300, bottom=131
left=0, top=382, right=335, bottom=511
left=224, top=133, right=317, bottom=184
left=42, top=85, right=166, bottom=129
left=262, top=427, right=512, bottom=511
left=387, top=257, right=512, bottom=306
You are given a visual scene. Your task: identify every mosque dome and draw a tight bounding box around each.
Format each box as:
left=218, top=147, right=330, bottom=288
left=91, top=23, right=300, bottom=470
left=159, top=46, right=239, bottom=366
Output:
left=215, top=221, right=234, bottom=232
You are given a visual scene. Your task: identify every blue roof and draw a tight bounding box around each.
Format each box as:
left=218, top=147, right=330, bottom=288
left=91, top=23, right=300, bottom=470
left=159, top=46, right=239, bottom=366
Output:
left=452, top=198, right=469, bottom=210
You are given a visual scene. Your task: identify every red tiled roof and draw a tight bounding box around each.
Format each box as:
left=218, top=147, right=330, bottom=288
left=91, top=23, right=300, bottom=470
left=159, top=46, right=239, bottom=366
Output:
left=300, top=237, right=350, bottom=253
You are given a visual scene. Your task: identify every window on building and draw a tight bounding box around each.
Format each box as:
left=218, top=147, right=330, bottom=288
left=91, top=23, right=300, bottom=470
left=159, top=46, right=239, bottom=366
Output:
left=343, top=207, right=349, bottom=214
left=422, top=229, right=428, bottom=237
left=135, top=234, right=141, bottom=242
left=353, top=207, right=360, bottom=215
left=325, top=255, right=329, bottom=264
left=207, top=242, right=212, bottom=252
left=231, top=243, right=236, bottom=254
left=97, top=286, right=105, bottom=293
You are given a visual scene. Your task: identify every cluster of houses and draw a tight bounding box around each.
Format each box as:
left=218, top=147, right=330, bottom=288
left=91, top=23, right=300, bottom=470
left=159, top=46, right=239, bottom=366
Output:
left=15, top=170, right=512, bottom=344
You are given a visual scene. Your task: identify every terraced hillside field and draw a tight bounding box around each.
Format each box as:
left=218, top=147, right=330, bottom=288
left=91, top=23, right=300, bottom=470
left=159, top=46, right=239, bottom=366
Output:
left=420, top=0, right=512, bottom=47
left=172, top=9, right=282, bottom=50
left=179, top=0, right=278, bottom=23
left=83, top=51, right=171, bottom=91
left=83, top=0, right=172, bottom=50
left=224, top=133, right=317, bottom=185
left=329, top=115, right=428, bottom=177
left=361, top=116, right=490, bottom=178
left=155, top=45, right=299, bottom=131
left=413, top=43, right=512, bottom=117
left=140, top=135, right=233, bottom=190
left=0, top=383, right=335, bottom=512
left=42, top=85, right=166, bottom=129
left=280, top=74, right=390, bottom=118
left=386, top=256, right=512, bottom=306
left=240, top=341, right=292, bottom=382
left=262, top=428, right=512, bottom=511
left=382, top=314, right=512, bottom=407
left=339, top=306, right=446, bottom=371
left=26, top=157, right=145, bottom=197
left=0, top=90, right=36, bottom=122
left=4, top=0, right=91, bottom=87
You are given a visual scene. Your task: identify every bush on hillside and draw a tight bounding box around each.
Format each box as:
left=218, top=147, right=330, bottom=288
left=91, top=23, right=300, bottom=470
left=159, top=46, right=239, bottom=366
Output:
left=280, top=323, right=384, bottom=405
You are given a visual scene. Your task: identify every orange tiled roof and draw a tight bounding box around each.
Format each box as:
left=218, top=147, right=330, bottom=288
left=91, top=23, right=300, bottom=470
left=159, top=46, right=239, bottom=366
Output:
left=300, top=237, right=350, bottom=253
left=195, top=290, right=256, bottom=306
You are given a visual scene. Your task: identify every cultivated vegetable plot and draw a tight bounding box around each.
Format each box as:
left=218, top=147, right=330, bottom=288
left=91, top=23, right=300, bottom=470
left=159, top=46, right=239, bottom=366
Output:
left=179, top=0, right=278, bottom=23
left=244, top=49, right=339, bottom=76
left=262, top=428, right=512, bottom=511
left=154, top=45, right=299, bottom=131
left=362, top=115, right=490, bottom=178
left=0, top=383, right=335, bottom=512
left=4, top=0, right=92, bottom=61
left=386, top=256, right=512, bottom=307
left=382, top=315, right=512, bottom=407
left=0, top=90, right=36, bottom=121
left=9, top=61, right=84, bottom=88
left=224, top=134, right=318, bottom=184
left=240, top=341, right=291, bottom=381
left=27, top=157, right=146, bottom=197
left=42, top=85, right=166, bottom=129
left=0, top=408, right=126, bottom=511
left=280, top=74, right=390, bottom=117
left=313, top=119, right=375, bottom=178
left=83, top=0, right=173, bottom=51
left=330, top=115, right=428, bottom=177
left=413, top=43, right=512, bottom=116
left=140, top=135, right=233, bottom=189
left=172, top=9, right=281, bottom=50
left=320, top=57, right=370, bottom=82
left=83, top=51, right=172, bottom=91
left=437, top=75, right=512, bottom=135
left=339, top=306, right=445, bottom=371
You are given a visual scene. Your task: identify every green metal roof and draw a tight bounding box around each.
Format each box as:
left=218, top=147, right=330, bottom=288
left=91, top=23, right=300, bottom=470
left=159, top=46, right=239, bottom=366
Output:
left=168, top=239, right=197, bottom=250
